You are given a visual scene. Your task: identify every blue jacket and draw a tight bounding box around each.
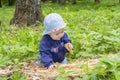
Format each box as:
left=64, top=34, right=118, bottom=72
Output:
left=39, top=32, right=71, bottom=68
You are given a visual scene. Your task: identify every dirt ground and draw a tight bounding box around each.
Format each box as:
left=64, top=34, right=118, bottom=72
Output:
left=0, top=58, right=99, bottom=80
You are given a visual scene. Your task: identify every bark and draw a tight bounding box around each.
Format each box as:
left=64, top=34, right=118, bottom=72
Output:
left=58, top=0, right=76, bottom=5
left=41, top=0, right=48, bottom=2
left=10, top=0, right=43, bottom=27
left=0, top=20, right=1, bottom=26
left=71, top=0, right=76, bottom=4
left=58, top=0, right=65, bottom=5
left=95, top=0, right=100, bottom=3
left=0, top=0, right=2, bottom=8
left=8, top=0, right=16, bottom=6
left=52, top=0, right=57, bottom=3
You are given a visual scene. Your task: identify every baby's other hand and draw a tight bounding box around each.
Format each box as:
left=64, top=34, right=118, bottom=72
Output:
left=65, top=43, right=73, bottom=52
left=48, top=64, right=56, bottom=70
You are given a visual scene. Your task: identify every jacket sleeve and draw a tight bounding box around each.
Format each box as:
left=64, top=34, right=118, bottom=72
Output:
left=62, top=32, right=72, bottom=44
left=39, top=37, right=53, bottom=68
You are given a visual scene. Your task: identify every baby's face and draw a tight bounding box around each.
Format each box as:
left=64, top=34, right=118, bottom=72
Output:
left=49, top=28, right=64, bottom=40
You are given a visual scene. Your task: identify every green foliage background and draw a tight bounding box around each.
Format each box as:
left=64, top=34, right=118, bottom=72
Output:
left=0, top=0, right=120, bottom=67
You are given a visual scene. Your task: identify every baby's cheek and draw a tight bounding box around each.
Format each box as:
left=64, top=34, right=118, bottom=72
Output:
left=61, top=34, right=64, bottom=38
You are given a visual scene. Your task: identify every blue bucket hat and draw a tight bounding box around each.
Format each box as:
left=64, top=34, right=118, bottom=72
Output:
left=43, top=13, right=66, bottom=34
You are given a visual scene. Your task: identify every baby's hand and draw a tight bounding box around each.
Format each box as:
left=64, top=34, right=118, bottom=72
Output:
left=48, top=64, right=56, bottom=70
left=65, top=43, right=73, bottom=54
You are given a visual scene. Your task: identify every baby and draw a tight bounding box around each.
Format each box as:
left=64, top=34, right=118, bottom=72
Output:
left=38, top=13, right=73, bottom=70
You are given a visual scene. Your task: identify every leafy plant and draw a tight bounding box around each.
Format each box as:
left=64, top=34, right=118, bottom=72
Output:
left=56, top=66, right=73, bottom=80
left=11, top=72, right=26, bottom=80
left=79, top=53, right=120, bottom=80
left=0, top=54, right=12, bottom=67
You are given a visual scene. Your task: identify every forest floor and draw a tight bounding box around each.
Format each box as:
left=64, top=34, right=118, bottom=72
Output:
left=0, top=58, right=99, bottom=80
